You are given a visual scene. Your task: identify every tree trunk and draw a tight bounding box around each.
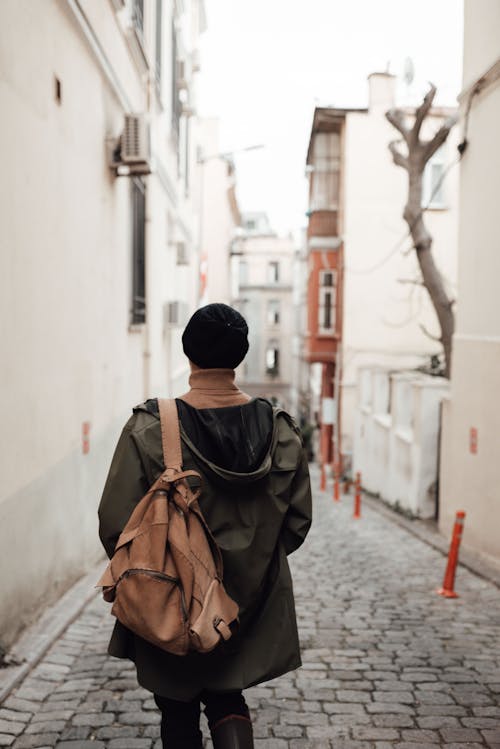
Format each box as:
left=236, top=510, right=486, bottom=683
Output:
left=386, top=86, right=456, bottom=377
left=404, top=161, right=455, bottom=377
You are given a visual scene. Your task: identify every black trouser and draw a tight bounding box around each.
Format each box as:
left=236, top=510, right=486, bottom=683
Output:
left=154, top=690, right=250, bottom=748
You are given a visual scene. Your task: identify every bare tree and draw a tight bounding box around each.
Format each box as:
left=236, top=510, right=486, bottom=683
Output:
left=386, top=84, right=457, bottom=377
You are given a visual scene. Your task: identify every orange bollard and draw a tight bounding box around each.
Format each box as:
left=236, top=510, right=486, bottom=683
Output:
left=333, top=462, right=340, bottom=502
left=320, top=464, right=326, bottom=492
left=353, top=471, right=361, bottom=519
left=437, top=511, right=466, bottom=598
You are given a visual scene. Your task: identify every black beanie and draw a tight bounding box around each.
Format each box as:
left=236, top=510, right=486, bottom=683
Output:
left=182, top=303, right=249, bottom=369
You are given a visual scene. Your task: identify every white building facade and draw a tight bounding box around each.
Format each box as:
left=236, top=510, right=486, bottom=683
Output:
left=197, top=117, right=241, bottom=305
left=232, top=215, right=296, bottom=409
left=0, top=0, right=205, bottom=647
left=342, top=73, right=460, bottom=460
left=439, top=1, right=500, bottom=564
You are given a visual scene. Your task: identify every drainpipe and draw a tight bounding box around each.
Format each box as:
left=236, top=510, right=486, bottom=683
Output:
left=142, top=70, right=155, bottom=400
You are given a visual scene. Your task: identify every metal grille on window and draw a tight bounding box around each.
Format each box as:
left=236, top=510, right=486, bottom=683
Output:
left=131, top=178, right=146, bottom=324
left=171, top=21, right=181, bottom=141
left=318, top=269, right=337, bottom=333
left=132, top=0, right=144, bottom=39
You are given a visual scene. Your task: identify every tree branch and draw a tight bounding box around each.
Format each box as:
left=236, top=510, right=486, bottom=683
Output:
left=421, top=115, right=458, bottom=164
left=413, top=83, right=437, bottom=139
left=419, top=322, right=442, bottom=343
left=388, top=140, right=409, bottom=170
left=385, top=108, right=410, bottom=143
left=397, top=278, right=425, bottom=286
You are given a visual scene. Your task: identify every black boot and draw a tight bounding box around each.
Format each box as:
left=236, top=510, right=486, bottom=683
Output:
left=211, top=715, right=254, bottom=749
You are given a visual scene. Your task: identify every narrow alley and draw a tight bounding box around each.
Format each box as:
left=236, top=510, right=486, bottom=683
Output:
left=1, top=474, right=499, bottom=748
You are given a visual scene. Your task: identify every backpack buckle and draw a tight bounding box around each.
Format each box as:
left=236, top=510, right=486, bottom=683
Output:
left=213, top=617, right=232, bottom=641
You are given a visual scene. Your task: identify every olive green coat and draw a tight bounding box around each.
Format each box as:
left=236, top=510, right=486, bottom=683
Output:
left=98, top=397, right=312, bottom=700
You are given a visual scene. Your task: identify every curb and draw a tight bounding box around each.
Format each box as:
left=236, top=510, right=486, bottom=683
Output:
left=362, top=493, right=500, bottom=590
left=0, top=559, right=105, bottom=704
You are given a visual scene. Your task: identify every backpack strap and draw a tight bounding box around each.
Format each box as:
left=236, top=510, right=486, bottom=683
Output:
left=158, top=398, right=183, bottom=472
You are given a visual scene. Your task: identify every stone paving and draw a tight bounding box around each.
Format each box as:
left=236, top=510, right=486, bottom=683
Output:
left=1, top=476, right=500, bottom=748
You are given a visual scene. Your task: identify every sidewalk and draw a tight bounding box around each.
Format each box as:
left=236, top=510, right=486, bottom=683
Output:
left=1, top=473, right=500, bottom=748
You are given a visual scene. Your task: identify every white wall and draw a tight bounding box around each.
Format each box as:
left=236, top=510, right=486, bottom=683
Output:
left=342, top=73, right=459, bottom=455
left=198, top=117, right=239, bottom=305
left=462, top=0, right=500, bottom=88
left=0, top=0, right=201, bottom=647
left=354, top=368, right=449, bottom=518
left=439, top=1, right=500, bottom=564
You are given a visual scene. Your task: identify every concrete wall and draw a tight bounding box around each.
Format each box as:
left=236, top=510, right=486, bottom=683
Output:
left=439, top=1, right=500, bottom=564
left=354, top=368, right=449, bottom=518
left=342, top=73, right=460, bottom=456
left=0, top=0, right=202, bottom=647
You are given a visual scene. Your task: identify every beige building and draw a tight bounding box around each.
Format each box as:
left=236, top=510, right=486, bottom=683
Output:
left=439, top=1, right=500, bottom=564
left=197, top=117, right=241, bottom=305
left=232, top=214, right=296, bottom=408
left=0, top=0, right=205, bottom=648
left=341, top=73, right=460, bottom=459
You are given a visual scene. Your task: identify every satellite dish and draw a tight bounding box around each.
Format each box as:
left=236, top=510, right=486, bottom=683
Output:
left=403, top=57, right=415, bottom=86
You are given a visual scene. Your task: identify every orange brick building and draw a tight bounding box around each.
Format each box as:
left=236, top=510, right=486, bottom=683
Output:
left=305, top=107, right=362, bottom=470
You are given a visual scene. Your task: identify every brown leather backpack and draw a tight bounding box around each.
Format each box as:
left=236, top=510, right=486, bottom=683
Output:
left=96, top=399, right=239, bottom=655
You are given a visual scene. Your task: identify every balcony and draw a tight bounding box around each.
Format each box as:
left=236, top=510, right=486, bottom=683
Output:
left=303, top=333, right=338, bottom=363
left=307, top=209, right=338, bottom=238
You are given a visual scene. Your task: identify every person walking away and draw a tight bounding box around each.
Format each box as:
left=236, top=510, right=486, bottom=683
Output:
left=98, top=303, right=312, bottom=749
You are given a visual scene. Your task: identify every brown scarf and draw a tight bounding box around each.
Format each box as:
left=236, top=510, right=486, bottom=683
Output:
left=178, top=368, right=251, bottom=409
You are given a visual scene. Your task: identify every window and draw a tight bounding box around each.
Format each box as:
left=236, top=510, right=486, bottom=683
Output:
left=131, top=178, right=146, bottom=324
left=176, top=241, right=189, bottom=265
left=268, top=261, right=279, bottom=284
left=318, top=269, right=337, bottom=333
left=131, top=0, right=144, bottom=40
left=171, top=21, right=182, bottom=142
left=155, top=0, right=162, bottom=91
left=310, top=132, right=341, bottom=211
left=267, top=299, right=280, bottom=325
left=239, top=260, right=248, bottom=285
left=178, top=113, right=189, bottom=185
left=422, top=146, right=446, bottom=208
left=266, top=342, right=280, bottom=377
left=184, top=117, right=190, bottom=195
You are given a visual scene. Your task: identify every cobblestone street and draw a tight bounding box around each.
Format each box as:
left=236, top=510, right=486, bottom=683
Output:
left=1, top=476, right=500, bottom=748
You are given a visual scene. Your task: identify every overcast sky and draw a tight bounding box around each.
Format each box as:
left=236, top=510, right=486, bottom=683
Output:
left=198, top=0, right=464, bottom=235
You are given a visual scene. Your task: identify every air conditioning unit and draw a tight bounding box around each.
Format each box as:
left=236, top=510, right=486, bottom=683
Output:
left=108, top=114, right=152, bottom=176
left=122, top=114, right=151, bottom=164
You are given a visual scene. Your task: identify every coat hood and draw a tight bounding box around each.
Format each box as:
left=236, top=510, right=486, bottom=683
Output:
left=133, top=397, right=277, bottom=483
